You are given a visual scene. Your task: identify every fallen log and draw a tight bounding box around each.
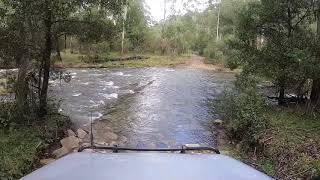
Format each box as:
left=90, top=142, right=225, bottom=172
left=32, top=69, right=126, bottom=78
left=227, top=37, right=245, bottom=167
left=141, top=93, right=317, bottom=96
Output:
left=107, top=56, right=150, bottom=62
left=267, top=96, right=308, bottom=104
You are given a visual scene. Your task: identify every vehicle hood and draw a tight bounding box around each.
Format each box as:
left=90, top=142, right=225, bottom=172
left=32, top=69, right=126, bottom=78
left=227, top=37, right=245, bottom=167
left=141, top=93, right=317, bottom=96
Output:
left=22, top=152, right=272, bottom=180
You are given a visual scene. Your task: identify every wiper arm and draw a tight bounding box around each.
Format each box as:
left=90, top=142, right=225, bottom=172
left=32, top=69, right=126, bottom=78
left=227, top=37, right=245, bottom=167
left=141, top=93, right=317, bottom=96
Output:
left=78, top=144, right=220, bottom=154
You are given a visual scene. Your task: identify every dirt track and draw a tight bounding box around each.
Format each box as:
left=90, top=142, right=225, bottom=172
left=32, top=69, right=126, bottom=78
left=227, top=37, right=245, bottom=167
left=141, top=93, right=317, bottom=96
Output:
left=180, top=55, right=229, bottom=71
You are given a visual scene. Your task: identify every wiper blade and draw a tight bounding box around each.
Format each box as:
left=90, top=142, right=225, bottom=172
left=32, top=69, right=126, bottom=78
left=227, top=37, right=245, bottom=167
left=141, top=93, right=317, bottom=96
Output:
left=78, top=144, right=220, bottom=154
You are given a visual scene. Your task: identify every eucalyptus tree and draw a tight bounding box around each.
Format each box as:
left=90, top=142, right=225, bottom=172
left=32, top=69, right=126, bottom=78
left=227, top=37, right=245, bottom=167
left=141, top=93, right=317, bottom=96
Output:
left=0, top=0, right=124, bottom=116
left=229, top=0, right=314, bottom=105
left=123, top=0, right=149, bottom=52
left=311, top=0, right=320, bottom=104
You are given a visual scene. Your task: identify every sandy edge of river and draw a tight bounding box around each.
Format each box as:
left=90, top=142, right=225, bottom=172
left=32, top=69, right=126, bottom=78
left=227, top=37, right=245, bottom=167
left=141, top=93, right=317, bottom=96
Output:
left=178, top=55, right=236, bottom=73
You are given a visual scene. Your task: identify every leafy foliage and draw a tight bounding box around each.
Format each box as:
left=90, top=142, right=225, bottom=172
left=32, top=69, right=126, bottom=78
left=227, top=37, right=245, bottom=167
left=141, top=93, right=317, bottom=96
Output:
left=228, top=0, right=320, bottom=104
left=0, top=128, right=41, bottom=180
left=216, top=73, right=268, bottom=150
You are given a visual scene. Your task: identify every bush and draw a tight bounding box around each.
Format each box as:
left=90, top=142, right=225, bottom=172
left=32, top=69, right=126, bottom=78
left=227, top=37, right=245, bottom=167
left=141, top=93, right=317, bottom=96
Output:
left=0, top=99, right=43, bottom=128
left=216, top=73, right=268, bottom=150
left=0, top=102, right=24, bottom=128
left=0, top=99, right=70, bottom=179
left=0, top=128, right=41, bottom=179
left=80, top=55, right=105, bottom=64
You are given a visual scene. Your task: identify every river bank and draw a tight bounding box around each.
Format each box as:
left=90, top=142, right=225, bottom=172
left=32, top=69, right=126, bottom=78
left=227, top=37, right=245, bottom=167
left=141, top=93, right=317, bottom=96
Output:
left=218, top=105, right=320, bottom=179
left=0, top=108, right=71, bottom=179
left=54, top=52, right=190, bottom=69
left=54, top=52, right=235, bottom=72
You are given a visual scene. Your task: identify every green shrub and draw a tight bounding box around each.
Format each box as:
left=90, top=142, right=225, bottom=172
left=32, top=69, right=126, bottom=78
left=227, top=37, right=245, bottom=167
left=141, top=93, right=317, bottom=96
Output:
left=0, top=102, right=22, bottom=128
left=0, top=99, right=70, bottom=179
left=0, top=100, right=42, bottom=128
left=80, top=55, right=105, bottom=64
left=0, top=128, right=42, bottom=179
left=204, top=42, right=221, bottom=61
left=216, top=73, right=268, bottom=150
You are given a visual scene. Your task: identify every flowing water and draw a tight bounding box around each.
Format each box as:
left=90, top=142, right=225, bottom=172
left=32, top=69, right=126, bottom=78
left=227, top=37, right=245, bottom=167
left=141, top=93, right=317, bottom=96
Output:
left=50, top=67, right=234, bottom=148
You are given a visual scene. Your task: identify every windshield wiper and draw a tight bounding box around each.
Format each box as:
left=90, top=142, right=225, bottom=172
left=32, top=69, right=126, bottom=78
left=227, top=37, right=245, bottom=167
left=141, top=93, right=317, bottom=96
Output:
left=78, top=144, right=220, bottom=154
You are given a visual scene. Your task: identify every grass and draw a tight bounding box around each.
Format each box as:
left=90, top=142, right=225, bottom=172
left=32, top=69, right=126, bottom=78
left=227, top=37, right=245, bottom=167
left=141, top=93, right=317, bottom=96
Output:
left=56, top=51, right=190, bottom=68
left=0, top=100, right=71, bottom=179
left=0, top=128, right=42, bottom=179
left=265, top=107, right=320, bottom=179
left=223, top=106, right=320, bottom=179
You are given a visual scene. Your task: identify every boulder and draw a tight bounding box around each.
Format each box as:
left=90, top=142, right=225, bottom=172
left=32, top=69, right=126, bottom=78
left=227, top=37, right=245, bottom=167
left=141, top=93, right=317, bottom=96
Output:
left=53, top=147, right=69, bottom=158
left=67, top=129, right=76, bottom=137
left=60, top=136, right=80, bottom=151
left=81, top=142, right=91, bottom=147
left=77, top=129, right=88, bottom=139
left=40, top=158, right=56, bottom=166
left=213, top=119, right=223, bottom=126
left=80, top=134, right=90, bottom=143
left=105, top=132, right=118, bottom=142
left=118, top=136, right=128, bottom=144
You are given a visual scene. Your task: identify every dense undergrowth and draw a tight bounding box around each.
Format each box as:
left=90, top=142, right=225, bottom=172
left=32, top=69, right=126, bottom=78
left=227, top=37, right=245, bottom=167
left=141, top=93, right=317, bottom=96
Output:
left=0, top=101, right=70, bottom=179
left=223, top=107, right=320, bottom=180
left=216, top=74, right=320, bottom=180
left=56, top=51, right=190, bottom=68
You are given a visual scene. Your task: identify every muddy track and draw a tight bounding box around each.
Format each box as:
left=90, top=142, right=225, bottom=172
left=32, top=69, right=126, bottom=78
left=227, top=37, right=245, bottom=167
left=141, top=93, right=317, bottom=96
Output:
left=180, top=55, right=229, bottom=71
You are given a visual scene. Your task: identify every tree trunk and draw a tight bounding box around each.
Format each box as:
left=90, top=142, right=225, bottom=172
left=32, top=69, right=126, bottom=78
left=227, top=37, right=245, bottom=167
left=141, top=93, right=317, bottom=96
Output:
left=311, top=79, right=320, bottom=105
left=55, top=35, right=62, bottom=62
left=15, top=19, right=29, bottom=113
left=160, top=0, right=167, bottom=55
left=39, top=5, right=53, bottom=117
left=70, top=36, right=74, bottom=54
left=216, top=0, right=221, bottom=42
left=64, top=34, right=67, bottom=51
left=277, top=3, right=293, bottom=106
left=16, top=56, right=29, bottom=112
left=310, top=2, right=320, bottom=105
left=121, top=4, right=127, bottom=55
left=278, top=86, right=286, bottom=106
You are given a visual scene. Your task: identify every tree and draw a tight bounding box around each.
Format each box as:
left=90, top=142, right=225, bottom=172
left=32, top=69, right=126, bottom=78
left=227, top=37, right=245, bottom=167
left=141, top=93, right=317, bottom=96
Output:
left=0, top=0, right=124, bottom=117
left=311, top=0, right=320, bottom=105
left=229, top=0, right=314, bottom=105
left=124, top=0, right=149, bottom=52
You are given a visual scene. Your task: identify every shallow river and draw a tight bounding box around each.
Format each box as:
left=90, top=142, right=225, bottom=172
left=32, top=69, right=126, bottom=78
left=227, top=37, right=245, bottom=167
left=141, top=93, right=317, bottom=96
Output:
left=50, top=67, right=234, bottom=148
